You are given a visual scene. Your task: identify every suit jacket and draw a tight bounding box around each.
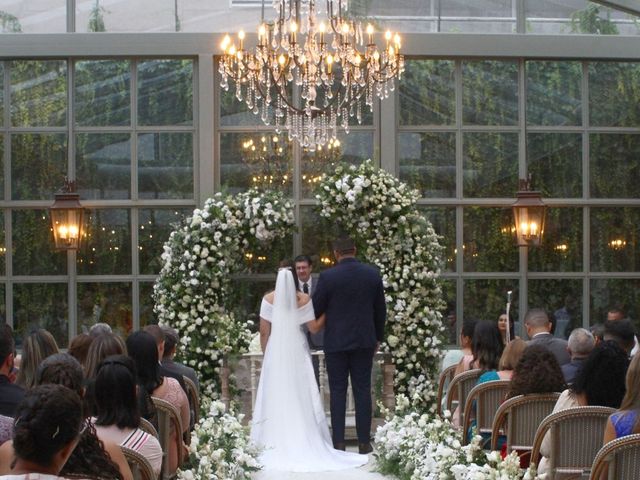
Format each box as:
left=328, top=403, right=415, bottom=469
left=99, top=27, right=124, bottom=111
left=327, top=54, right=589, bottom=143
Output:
left=528, top=333, right=571, bottom=366
left=301, top=276, right=324, bottom=349
left=0, top=375, right=24, bottom=417
left=161, top=358, right=200, bottom=394
left=312, top=257, right=386, bottom=353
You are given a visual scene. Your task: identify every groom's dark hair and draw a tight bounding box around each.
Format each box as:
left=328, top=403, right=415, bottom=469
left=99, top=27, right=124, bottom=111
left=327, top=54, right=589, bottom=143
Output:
left=332, top=236, right=356, bottom=255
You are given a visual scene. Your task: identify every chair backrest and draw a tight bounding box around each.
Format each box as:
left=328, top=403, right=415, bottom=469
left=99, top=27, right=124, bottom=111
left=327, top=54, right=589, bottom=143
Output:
left=121, top=445, right=157, bottom=480
left=491, top=392, right=561, bottom=452
left=436, top=364, right=458, bottom=416
left=139, top=417, right=159, bottom=439
left=462, top=379, right=511, bottom=446
left=446, top=369, right=482, bottom=426
left=589, top=433, right=640, bottom=480
left=531, top=406, right=615, bottom=478
left=151, top=396, right=185, bottom=480
left=182, top=375, right=199, bottom=428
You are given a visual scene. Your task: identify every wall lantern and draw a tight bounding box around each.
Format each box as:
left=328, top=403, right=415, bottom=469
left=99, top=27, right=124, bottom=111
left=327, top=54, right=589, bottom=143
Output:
left=50, top=179, right=84, bottom=251
left=512, top=176, right=546, bottom=247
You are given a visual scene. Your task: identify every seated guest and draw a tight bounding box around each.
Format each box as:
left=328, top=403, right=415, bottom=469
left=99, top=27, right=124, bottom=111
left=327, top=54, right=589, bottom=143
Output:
left=539, top=341, right=629, bottom=474
left=161, top=326, right=200, bottom=394
left=562, top=328, right=595, bottom=385
left=0, top=325, right=24, bottom=418
left=15, top=329, right=58, bottom=389
left=478, top=338, right=526, bottom=383
left=143, top=325, right=187, bottom=392
left=0, top=384, right=84, bottom=480
left=93, top=355, right=163, bottom=477
left=67, top=333, right=93, bottom=370
left=507, top=345, right=565, bottom=399
left=603, top=319, right=636, bottom=357
left=127, top=331, right=189, bottom=473
left=442, top=319, right=476, bottom=372
left=524, top=309, right=570, bottom=366
left=0, top=354, right=131, bottom=480
left=607, top=306, right=638, bottom=356
left=84, top=332, right=128, bottom=417
left=590, top=323, right=605, bottom=346
left=497, top=312, right=515, bottom=346
left=603, top=352, right=640, bottom=443
left=89, top=322, right=112, bottom=338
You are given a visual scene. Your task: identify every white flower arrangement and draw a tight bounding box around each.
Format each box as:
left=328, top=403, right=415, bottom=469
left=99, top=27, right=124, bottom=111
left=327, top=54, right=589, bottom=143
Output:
left=177, top=399, right=261, bottom=480
left=153, top=189, right=295, bottom=396
left=316, top=160, right=446, bottom=413
left=375, top=397, right=528, bottom=479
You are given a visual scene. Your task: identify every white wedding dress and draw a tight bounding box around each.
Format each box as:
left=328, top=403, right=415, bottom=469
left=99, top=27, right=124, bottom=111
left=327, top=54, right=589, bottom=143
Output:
left=250, top=269, right=368, bottom=472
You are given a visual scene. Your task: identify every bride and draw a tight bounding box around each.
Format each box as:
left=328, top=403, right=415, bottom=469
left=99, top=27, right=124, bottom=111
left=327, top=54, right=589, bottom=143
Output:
left=250, top=267, right=369, bottom=472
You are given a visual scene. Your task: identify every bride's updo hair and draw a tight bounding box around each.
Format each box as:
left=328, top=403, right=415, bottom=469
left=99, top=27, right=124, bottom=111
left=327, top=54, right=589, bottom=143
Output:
left=278, top=259, right=299, bottom=290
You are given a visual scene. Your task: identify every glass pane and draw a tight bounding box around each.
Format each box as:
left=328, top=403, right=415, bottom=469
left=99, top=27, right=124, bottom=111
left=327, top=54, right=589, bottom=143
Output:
left=591, top=279, right=640, bottom=333
left=76, top=133, right=131, bottom=200
left=419, top=207, right=456, bottom=273
left=0, top=1, right=66, bottom=33
left=77, top=282, right=132, bottom=338
left=462, top=60, right=518, bottom=125
left=13, top=283, right=68, bottom=348
left=140, top=282, right=155, bottom=328
left=527, top=133, right=582, bottom=198
left=75, top=2, right=175, bottom=32
left=529, top=208, right=583, bottom=272
left=10, top=60, right=66, bottom=127
left=229, top=279, right=273, bottom=328
left=399, top=60, right=455, bottom=125
left=463, top=132, right=518, bottom=197
left=0, top=214, right=4, bottom=275
left=398, top=132, right=456, bottom=198
left=219, top=82, right=267, bottom=127
left=138, top=132, right=193, bottom=199
left=529, top=279, right=582, bottom=339
left=463, top=207, right=518, bottom=272
left=464, top=279, right=519, bottom=325
left=75, top=60, right=131, bottom=126
left=590, top=207, right=640, bottom=272
left=526, top=61, right=582, bottom=126
left=590, top=62, right=640, bottom=126
left=301, top=131, right=373, bottom=198
left=590, top=134, right=640, bottom=198
left=0, top=285, right=5, bottom=324
left=139, top=208, right=190, bottom=275
left=526, top=1, right=629, bottom=35
left=440, top=280, right=457, bottom=345
left=0, top=138, right=3, bottom=199
left=0, top=63, right=3, bottom=123
left=11, top=133, right=67, bottom=200
left=137, top=59, right=193, bottom=126
left=243, top=232, right=293, bottom=274
left=300, top=207, right=342, bottom=272
left=13, top=210, right=66, bottom=276
left=220, top=132, right=293, bottom=196
left=78, top=209, right=131, bottom=275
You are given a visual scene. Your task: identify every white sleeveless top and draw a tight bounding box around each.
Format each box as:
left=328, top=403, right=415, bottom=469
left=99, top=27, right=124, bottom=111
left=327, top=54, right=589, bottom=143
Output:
left=259, top=298, right=315, bottom=325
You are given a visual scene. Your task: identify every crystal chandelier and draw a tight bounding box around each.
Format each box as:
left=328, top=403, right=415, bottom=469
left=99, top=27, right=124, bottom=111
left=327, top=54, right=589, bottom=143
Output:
left=219, top=0, right=404, bottom=149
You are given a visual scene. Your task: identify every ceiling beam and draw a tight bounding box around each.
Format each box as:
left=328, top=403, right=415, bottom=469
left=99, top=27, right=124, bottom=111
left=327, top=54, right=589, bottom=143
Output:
left=591, top=0, right=640, bottom=17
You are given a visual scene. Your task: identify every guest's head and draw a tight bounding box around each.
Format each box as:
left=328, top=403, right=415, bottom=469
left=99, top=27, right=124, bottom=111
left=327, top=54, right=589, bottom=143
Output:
left=471, top=320, right=503, bottom=372
left=294, top=255, right=313, bottom=283
left=94, top=355, right=141, bottom=430
left=35, top=353, right=84, bottom=397
left=607, top=307, right=626, bottom=322
left=0, top=323, right=16, bottom=376
left=497, top=312, right=515, bottom=343
left=85, top=332, right=126, bottom=380
left=16, top=329, right=59, bottom=389
left=68, top=333, right=93, bottom=368
left=143, top=324, right=165, bottom=361
left=162, top=326, right=180, bottom=360
left=89, top=322, right=113, bottom=338
left=567, top=328, right=595, bottom=360
left=590, top=323, right=606, bottom=345
left=332, top=236, right=356, bottom=260
left=603, top=319, right=636, bottom=356
left=498, top=338, right=526, bottom=371
left=507, top=345, right=565, bottom=398
left=126, top=330, right=162, bottom=394
left=571, top=340, right=629, bottom=408
left=524, top=308, right=551, bottom=338
left=460, top=318, right=477, bottom=350
left=12, top=384, right=84, bottom=474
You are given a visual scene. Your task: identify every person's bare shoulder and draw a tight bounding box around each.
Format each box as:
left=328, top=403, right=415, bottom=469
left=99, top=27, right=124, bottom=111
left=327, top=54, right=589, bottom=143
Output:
left=297, top=292, right=310, bottom=308
left=264, top=291, right=275, bottom=304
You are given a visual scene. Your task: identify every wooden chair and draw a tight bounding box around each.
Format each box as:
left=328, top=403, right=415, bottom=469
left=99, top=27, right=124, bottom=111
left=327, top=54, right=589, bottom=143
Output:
left=491, top=392, right=561, bottom=458
left=436, top=364, right=457, bottom=416
left=462, top=379, right=511, bottom=446
left=182, top=375, right=200, bottom=428
left=139, top=417, right=159, bottom=439
left=445, top=369, right=482, bottom=426
left=589, top=433, right=640, bottom=480
left=151, top=396, right=185, bottom=480
left=531, top=406, right=615, bottom=479
left=121, top=446, right=157, bottom=480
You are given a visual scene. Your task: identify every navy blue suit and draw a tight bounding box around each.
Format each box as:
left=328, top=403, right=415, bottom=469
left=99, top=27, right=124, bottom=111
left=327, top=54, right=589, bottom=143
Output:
left=312, top=257, right=386, bottom=444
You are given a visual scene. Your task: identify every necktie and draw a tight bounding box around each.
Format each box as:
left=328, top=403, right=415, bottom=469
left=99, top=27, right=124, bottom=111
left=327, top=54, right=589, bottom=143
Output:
left=303, top=282, right=309, bottom=294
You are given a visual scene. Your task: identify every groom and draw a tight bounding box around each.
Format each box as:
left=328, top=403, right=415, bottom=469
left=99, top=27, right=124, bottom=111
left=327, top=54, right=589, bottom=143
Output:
left=312, top=236, right=386, bottom=454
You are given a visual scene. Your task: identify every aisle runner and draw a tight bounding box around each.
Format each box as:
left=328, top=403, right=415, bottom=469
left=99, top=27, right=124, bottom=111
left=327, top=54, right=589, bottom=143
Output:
left=252, top=454, right=390, bottom=480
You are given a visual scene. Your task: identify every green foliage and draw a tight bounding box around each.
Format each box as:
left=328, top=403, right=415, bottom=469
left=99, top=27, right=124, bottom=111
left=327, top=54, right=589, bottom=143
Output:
left=0, top=11, right=21, bottom=32
left=570, top=4, right=619, bottom=35
left=88, top=1, right=106, bottom=32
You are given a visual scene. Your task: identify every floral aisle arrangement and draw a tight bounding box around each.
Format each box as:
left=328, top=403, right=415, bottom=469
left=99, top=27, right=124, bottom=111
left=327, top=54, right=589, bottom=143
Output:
left=153, top=189, right=295, bottom=396
left=316, top=160, right=446, bottom=413
left=178, top=399, right=261, bottom=480
left=375, top=398, right=531, bottom=479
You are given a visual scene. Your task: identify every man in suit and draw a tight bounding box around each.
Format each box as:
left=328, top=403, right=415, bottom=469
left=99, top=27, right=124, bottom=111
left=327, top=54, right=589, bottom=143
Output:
left=562, top=328, right=594, bottom=385
left=312, top=236, right=386, bottom=455
left=0, top=324, right=24, bottom=417
left=296, top=255, right=323, bottom=384
left=525, top=308, right=571, bottom=366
